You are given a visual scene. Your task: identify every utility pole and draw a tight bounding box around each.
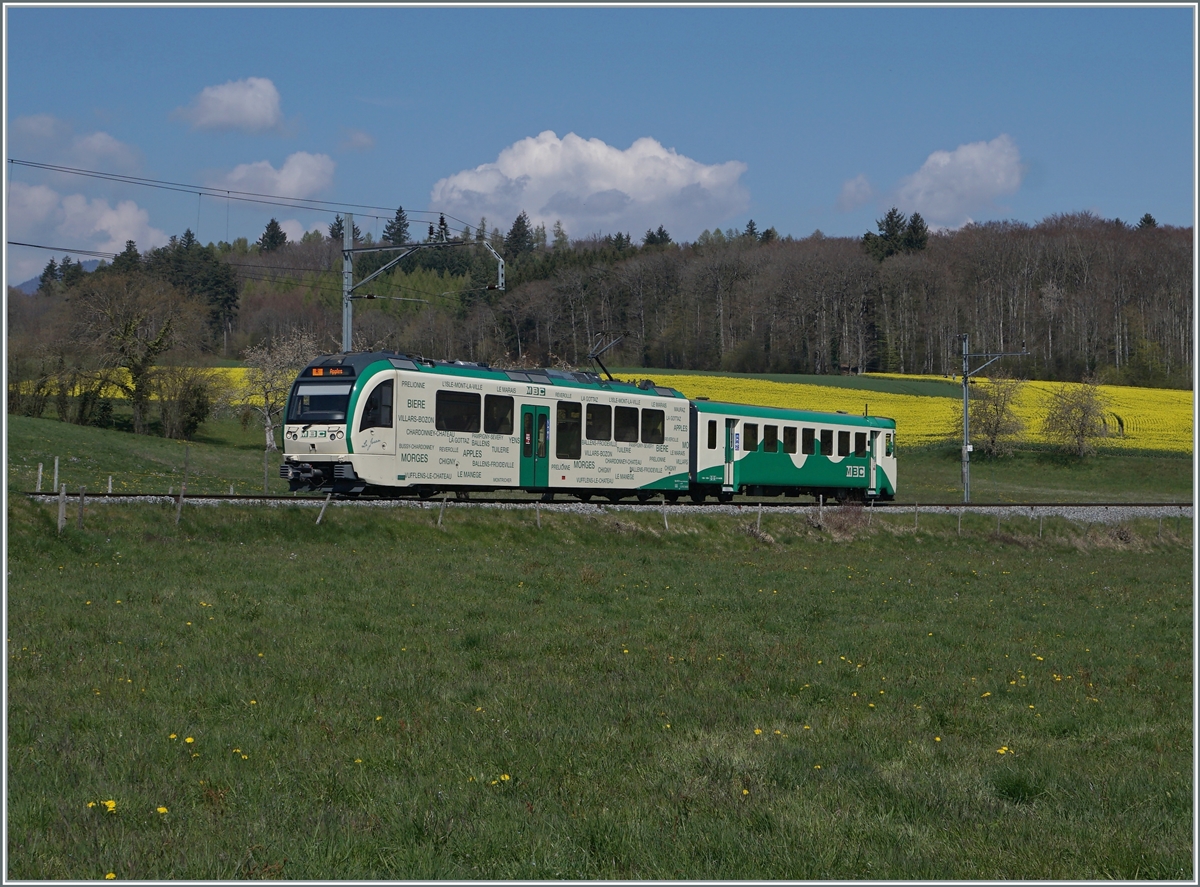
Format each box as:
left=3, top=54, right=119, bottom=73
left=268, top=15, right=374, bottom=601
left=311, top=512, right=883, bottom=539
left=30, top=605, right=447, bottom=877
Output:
left=340, top=212, right=505, bottom=353
left=960, top=333, right=1028, bottom=503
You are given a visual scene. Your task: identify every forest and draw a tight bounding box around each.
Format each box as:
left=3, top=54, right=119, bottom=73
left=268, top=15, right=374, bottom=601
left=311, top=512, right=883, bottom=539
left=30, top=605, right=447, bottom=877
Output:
left=7, top=207, right=1194, bottom=438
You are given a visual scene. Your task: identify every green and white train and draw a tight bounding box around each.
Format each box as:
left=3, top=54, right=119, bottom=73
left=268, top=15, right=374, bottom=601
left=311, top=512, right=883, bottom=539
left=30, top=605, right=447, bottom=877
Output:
left=280, top=351, right=897, bottom=503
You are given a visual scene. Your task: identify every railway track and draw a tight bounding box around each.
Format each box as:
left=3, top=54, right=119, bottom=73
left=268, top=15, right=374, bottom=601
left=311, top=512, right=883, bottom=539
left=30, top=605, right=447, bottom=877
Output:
left=22, top=490, right=1192, bottom=524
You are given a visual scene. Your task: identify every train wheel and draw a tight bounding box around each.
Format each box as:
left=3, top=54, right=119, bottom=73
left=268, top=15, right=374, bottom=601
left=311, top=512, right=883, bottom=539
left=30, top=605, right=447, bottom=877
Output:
left=664, top=492, right=680, bottom=503
left=577, top=492, right=592, bottom=503
left=690, top=490, right=706, bottom=504
left=418, top=489, right=438, bottom=500
left=636, top=491, right=654, bottom=503
left=607, top=493, right=624, bottom=503
left=717, top=491, right=733, bottom=504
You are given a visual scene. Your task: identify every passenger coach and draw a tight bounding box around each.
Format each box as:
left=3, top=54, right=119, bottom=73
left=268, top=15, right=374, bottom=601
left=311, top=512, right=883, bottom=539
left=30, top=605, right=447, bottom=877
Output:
left=280, top=351, right=897, bottom=502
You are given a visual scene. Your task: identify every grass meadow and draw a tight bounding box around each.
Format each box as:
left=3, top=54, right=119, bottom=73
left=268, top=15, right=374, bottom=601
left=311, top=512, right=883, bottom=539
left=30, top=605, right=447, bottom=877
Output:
left=6, top=491, right=1193, bottom=879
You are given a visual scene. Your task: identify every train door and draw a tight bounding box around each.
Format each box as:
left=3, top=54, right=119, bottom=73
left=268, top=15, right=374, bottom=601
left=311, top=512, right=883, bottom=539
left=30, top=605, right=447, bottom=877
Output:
left=723, top=418, right=738, bottom=491
left=519, top=405, right=550, bottom=489
left=867, top=430, right=879, bottom=497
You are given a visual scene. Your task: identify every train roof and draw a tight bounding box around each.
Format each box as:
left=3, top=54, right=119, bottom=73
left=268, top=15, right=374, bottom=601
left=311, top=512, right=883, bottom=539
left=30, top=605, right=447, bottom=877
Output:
left=300, top=351, right=687, bottom=399
left=691, top=397, right=896, bottom=427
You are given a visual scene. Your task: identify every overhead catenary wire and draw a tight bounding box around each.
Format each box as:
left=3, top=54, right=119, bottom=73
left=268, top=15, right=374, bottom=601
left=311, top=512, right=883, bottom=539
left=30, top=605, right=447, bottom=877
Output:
left=7, top=158, right=474, bottom=229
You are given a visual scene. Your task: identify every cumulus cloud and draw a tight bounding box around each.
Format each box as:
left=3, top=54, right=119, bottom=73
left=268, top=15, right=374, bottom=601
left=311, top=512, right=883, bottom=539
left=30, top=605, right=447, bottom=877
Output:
left=10, top=114, right=142, bottom=173
left=210, top=152, right=335, bottom=198
left=278, top=218, right=326, bottom=243
left=339, top=128, right=375, bottom=152
left=430, top=131, right=749, bottom=241
left=57, top=193, right=168, bottom=254
left=175, top=77, right=284, bottom=133
left=894, top=134, right=1024, bottom=229
left=6, top=179, right=169, bottom=283
left=837, top=174, right=874, bottom=212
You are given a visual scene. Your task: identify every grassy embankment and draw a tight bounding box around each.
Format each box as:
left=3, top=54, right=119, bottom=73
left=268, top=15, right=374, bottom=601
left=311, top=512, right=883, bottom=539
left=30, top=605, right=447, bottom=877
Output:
left=6, top=483, right=1192, bottom=879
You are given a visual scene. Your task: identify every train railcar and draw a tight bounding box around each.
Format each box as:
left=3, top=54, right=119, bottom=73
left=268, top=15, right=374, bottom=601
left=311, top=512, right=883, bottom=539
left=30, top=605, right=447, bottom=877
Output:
left=688, top=399, right=896, bottom=503
left=279, top=351, right=897, bottom=502
left=280, top=351, right=691, bottom=500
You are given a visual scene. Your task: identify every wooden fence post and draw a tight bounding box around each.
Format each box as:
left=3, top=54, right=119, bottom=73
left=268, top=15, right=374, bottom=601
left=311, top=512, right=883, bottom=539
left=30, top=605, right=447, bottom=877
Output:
left=53, top=457, right=59, bottom=493
left=78, top=487, right=86, bottom=530
left=58, top=484, right=66, bottom=534
left=36, top=463, right=43, bottom=493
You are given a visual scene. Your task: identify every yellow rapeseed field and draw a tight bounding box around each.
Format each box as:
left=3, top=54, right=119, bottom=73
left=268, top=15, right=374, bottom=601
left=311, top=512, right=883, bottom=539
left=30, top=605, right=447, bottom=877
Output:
left=621, top=373, right=1193, bottom=454
left=37, top=365, right=1193, bottom=453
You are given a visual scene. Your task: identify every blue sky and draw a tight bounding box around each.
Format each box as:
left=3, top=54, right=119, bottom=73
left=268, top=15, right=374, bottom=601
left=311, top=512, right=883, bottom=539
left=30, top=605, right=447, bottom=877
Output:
left=4, top=4, right=1196, bottom=286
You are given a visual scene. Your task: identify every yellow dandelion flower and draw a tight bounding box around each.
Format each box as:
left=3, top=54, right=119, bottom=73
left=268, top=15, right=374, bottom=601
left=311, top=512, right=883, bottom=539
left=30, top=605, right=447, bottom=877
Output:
left=87, top=801, right=96, bottom=808
left=742, top=789, right=749, bottom=795
left=814, top=764, right=821, bottom=769
left=169, top=733, right=176, bottom=739
left=184, top=737, right=194, bottom=744
left=103, top=800, right=116, bottom=813
left=105, top=873, right=116, bottom=880
left=754, top=728, right=762, bottom=735
left=501, top=773, right=510, bottom=781
left=935, top=737, right=941, bottom=742
left=981, top=692, right=991, bottom=698
left=156, top=806, right=168, bottom=814
left=241, top=754, right=248, bottom=760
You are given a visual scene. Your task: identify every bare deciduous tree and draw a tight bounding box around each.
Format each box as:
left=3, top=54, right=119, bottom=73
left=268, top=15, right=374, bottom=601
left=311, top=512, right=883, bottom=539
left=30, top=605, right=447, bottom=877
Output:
left=968, top=372, right=1026, bottom=457
left=1040, top=375, right=1110, bottom=457
left=240, top=330, right=321, bottom=452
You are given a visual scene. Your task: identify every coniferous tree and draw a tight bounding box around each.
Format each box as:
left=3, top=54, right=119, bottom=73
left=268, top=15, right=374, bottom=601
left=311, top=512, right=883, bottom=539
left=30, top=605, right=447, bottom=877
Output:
left=383, top=206, right=410, bottom=244
left=743, top=219, right=759, bottom=240
left=327, top=215, right=361, bottom=243
left=258, top=219, right=288, bottom=252
left=60, top=256, right=85, bottom=288
left=1136, top=213, right=1158, bottom=230
left=38, top=258, right=60, bottom=294
left=110, top=240, right=143, bottom=274
left=552, top=220, right=570, bottom=250
left=903, top=212, right=929, bottom=252
left=642, top=225, right=672, bottom=247
left=504, top=211, right=534, bottom=258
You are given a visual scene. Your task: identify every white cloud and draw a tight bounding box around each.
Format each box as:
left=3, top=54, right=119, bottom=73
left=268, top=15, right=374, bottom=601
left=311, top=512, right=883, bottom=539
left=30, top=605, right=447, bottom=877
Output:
left=837, top=174, right=874, bottom=212
left=10, top=114, right=142, bottom=174
left=7, top=182, right=62, bottom=238
left=210, top=152, right=335, bottom=198
left=340, top=128, right=375, bottom=152
left=57, top=193, right=168, bottom=254
left=175, top=77, right=283, bottom=133
left=894, top=134, right=1024, bottom=229
left=278, top=218, right=325, bottom=243
left=430, top=131, right=749, bottom=241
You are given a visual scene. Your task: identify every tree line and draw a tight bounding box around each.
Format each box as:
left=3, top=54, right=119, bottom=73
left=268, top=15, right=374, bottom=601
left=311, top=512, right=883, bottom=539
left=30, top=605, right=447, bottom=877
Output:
left=7, top=205, right=1193, bottom=439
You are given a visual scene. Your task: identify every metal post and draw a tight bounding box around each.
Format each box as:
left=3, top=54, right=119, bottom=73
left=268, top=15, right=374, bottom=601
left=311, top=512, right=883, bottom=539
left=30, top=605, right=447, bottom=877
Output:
left=53, top=456, right=59, bottom=493
left=58, top=484, right=66, bottom=533
left=78, top=487, right=86, bottom=530
left=316, top=492, right=332, bottom=525
left=342, top=212, right=354, bottom=352
left=961, top=334, right=971, bottom=504
left=108, top=476, right=113, bottom=494
left=36, top=463, right=43, bottom=492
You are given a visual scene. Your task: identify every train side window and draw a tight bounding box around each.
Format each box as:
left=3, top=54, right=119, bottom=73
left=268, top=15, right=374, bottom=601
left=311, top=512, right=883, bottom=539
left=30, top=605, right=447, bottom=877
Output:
left=586, top=404, right=612, bottom=441
left=614, top=406, right=639, bottom=442
left=743, top=423, right=759, bottom=451
left=556, top=402, right=582, bottom=459
left=359, top=379, right=393, bottom=431
left=855, top=432, right=867, bottom=457
left=886, top=433, right=894, bottom=456
left=641, top=409, right=665, bottom=445
left=523, top=412, right=533, bottom=456
left=784, top=427, right=797, bottom=454
left=838, top=430, right=850, bottom=456
left=707, top=420, right=717, bottom=449
left=802, top=428, right=815, bottom=455
left=536, top=413, right=548, bottom=458
left=484, top=395, right=514, bottom=435
left=435, top=390, right=480, bottom=432
left=820, top=429, right=833, bottom=456
left=763, top=425, right=778, bottom=453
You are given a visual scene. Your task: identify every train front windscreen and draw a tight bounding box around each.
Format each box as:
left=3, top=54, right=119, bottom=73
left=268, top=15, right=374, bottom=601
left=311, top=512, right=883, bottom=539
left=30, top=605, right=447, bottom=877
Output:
left=287, top=382, right=353, bottom=424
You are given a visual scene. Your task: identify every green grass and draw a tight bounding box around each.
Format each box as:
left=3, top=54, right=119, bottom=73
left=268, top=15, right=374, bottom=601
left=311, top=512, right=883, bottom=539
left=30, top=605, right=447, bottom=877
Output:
left=6, top=496, right=1192, bottom=879
left=7, top=414, right=294, bottom=497
left=8, top=415, right=1193, bottom=504
left=613, top=367, right=962, bottom=398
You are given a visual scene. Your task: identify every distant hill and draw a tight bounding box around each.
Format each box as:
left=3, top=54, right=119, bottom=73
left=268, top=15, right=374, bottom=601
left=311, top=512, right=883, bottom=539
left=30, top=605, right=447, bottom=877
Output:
left=11, top=259, right=102, bottom=294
